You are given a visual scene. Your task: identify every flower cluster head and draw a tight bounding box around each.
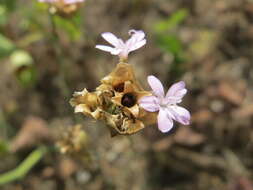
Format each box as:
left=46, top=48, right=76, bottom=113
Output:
left=70, top=63, right=157, bottom=136
left=95, top=30, right=146, bottom=62
left=71, top=29, right=190, bottom=136
left=139, top=76, right=190, bottom=133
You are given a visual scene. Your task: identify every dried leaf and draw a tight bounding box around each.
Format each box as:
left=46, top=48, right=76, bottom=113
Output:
left=218, top=82, right=244, bottom=105
left=191, top=109, right=213, bottom=124
left=174, top=127, right=205, bottom=146
left=232, top=104, right=253, bottom=119
left=10, top=116, right=51, bottom=152
left=58, top=158, right=78, bottom=179
left=152, top=137, right=174, bottom=151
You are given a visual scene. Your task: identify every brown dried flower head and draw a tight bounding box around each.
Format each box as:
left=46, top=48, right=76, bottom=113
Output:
left=70, top=63, right=157, bottom=136
left=49, top=0, right=82, bottom=16
left=57, top=124, right=88, bottom=154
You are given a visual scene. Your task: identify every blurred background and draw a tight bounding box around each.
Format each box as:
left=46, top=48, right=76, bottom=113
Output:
left=1, top=0, right=253, bottom=189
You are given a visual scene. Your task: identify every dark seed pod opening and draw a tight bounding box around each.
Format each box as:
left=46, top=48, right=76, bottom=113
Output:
left=121, top=93, right=136, bottom=107
left=114, top=83, right=125, bottom=92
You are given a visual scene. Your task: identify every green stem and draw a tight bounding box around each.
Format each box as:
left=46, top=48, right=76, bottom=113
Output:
left=48, top=12, right=70, bottom=97
left=0, top=146, right=47, bottom=185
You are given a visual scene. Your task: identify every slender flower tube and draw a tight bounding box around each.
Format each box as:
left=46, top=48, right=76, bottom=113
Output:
left=139, top=75, right=190, bottom=133
left=95, top=30, right=146, bottom=62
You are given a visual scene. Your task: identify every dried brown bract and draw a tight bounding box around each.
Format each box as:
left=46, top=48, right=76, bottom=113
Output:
left=57, top=124, right=91, bottom=164
left=57, top=124, right=88, bottom=154
left=70, top=63, right=157, bottom=136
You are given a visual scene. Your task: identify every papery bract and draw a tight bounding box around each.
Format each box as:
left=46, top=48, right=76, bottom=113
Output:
left=70, top=63, right=157, bottom=136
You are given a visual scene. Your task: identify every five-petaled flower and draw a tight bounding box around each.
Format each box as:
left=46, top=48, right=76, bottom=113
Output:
left=139, top=75, right=190, bottom=133
left=95, top=30, right=146, bottom=61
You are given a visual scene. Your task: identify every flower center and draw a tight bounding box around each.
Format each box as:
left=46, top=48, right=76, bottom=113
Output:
left=121, top=93, right=136, bottom=107
left=159, top=98, right=176, bottom=108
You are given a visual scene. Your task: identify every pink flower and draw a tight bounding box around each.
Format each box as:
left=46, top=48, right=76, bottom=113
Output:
left=95, top=30, right=146, bottom=60
left=139, top=76, right=190, bottom=133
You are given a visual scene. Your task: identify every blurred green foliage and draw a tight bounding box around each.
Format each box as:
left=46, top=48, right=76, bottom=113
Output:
left=0, top=0, right=16, bottom=12
left=0, top=34, right=15, bottom=58
left=0, top=0, right=83, bottom=88
left=0, top=2, right=84, bottom=184
left=156, top=34, right=184, bottom=63
left=53, top=14, right=82, bottom=41
left=0, top=146, right=47, bottom=186
left=10, top=50, right=37, bottom=87
left=154, top=9, right=188, bottom=33
left=154, top=9, right=188, bottom=79
left=0, top=140, right=9, bottom=156
left=0, top=5, right=7, bottom=26
left=10, top=50, right=33, bottom=68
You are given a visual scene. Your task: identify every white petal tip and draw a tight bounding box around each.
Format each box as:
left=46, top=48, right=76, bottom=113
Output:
left=181, top=118, right=191, bottom=125
left=101, top=32, right=113, bottom=37
left=178, top=81, right=186, bottom=87
left=147, top=75, right=156, bottom=82
left=159, top=128, right=173, bottom=133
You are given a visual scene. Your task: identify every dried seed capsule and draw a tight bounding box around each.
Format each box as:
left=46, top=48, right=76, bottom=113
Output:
left=70, top=63, right=157, bottom=136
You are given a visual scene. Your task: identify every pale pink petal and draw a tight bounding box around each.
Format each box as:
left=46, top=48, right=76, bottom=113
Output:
left=139, top=96, right=159, bottom=112
left=125, top=37, right=136, bottom=50
left=158, top=109, right=174, bottom=133
left=110, top=49, right=122, bottom=55
left=117, top=39, right=125, bottom=49
left=129, top=39, right=146, bottom=52
left=95, top=45, right=115, bottom=53
left=126, top=30, right=146, bottom=52
left=101, top=32, right=120, bottom=47
left=170, top=106, right=190, bottom=125
left=128, top=30, right=145, bottom=41
left=147, top=75, right=165, bottom=97
left=166, top=81, right=186, bottom=98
